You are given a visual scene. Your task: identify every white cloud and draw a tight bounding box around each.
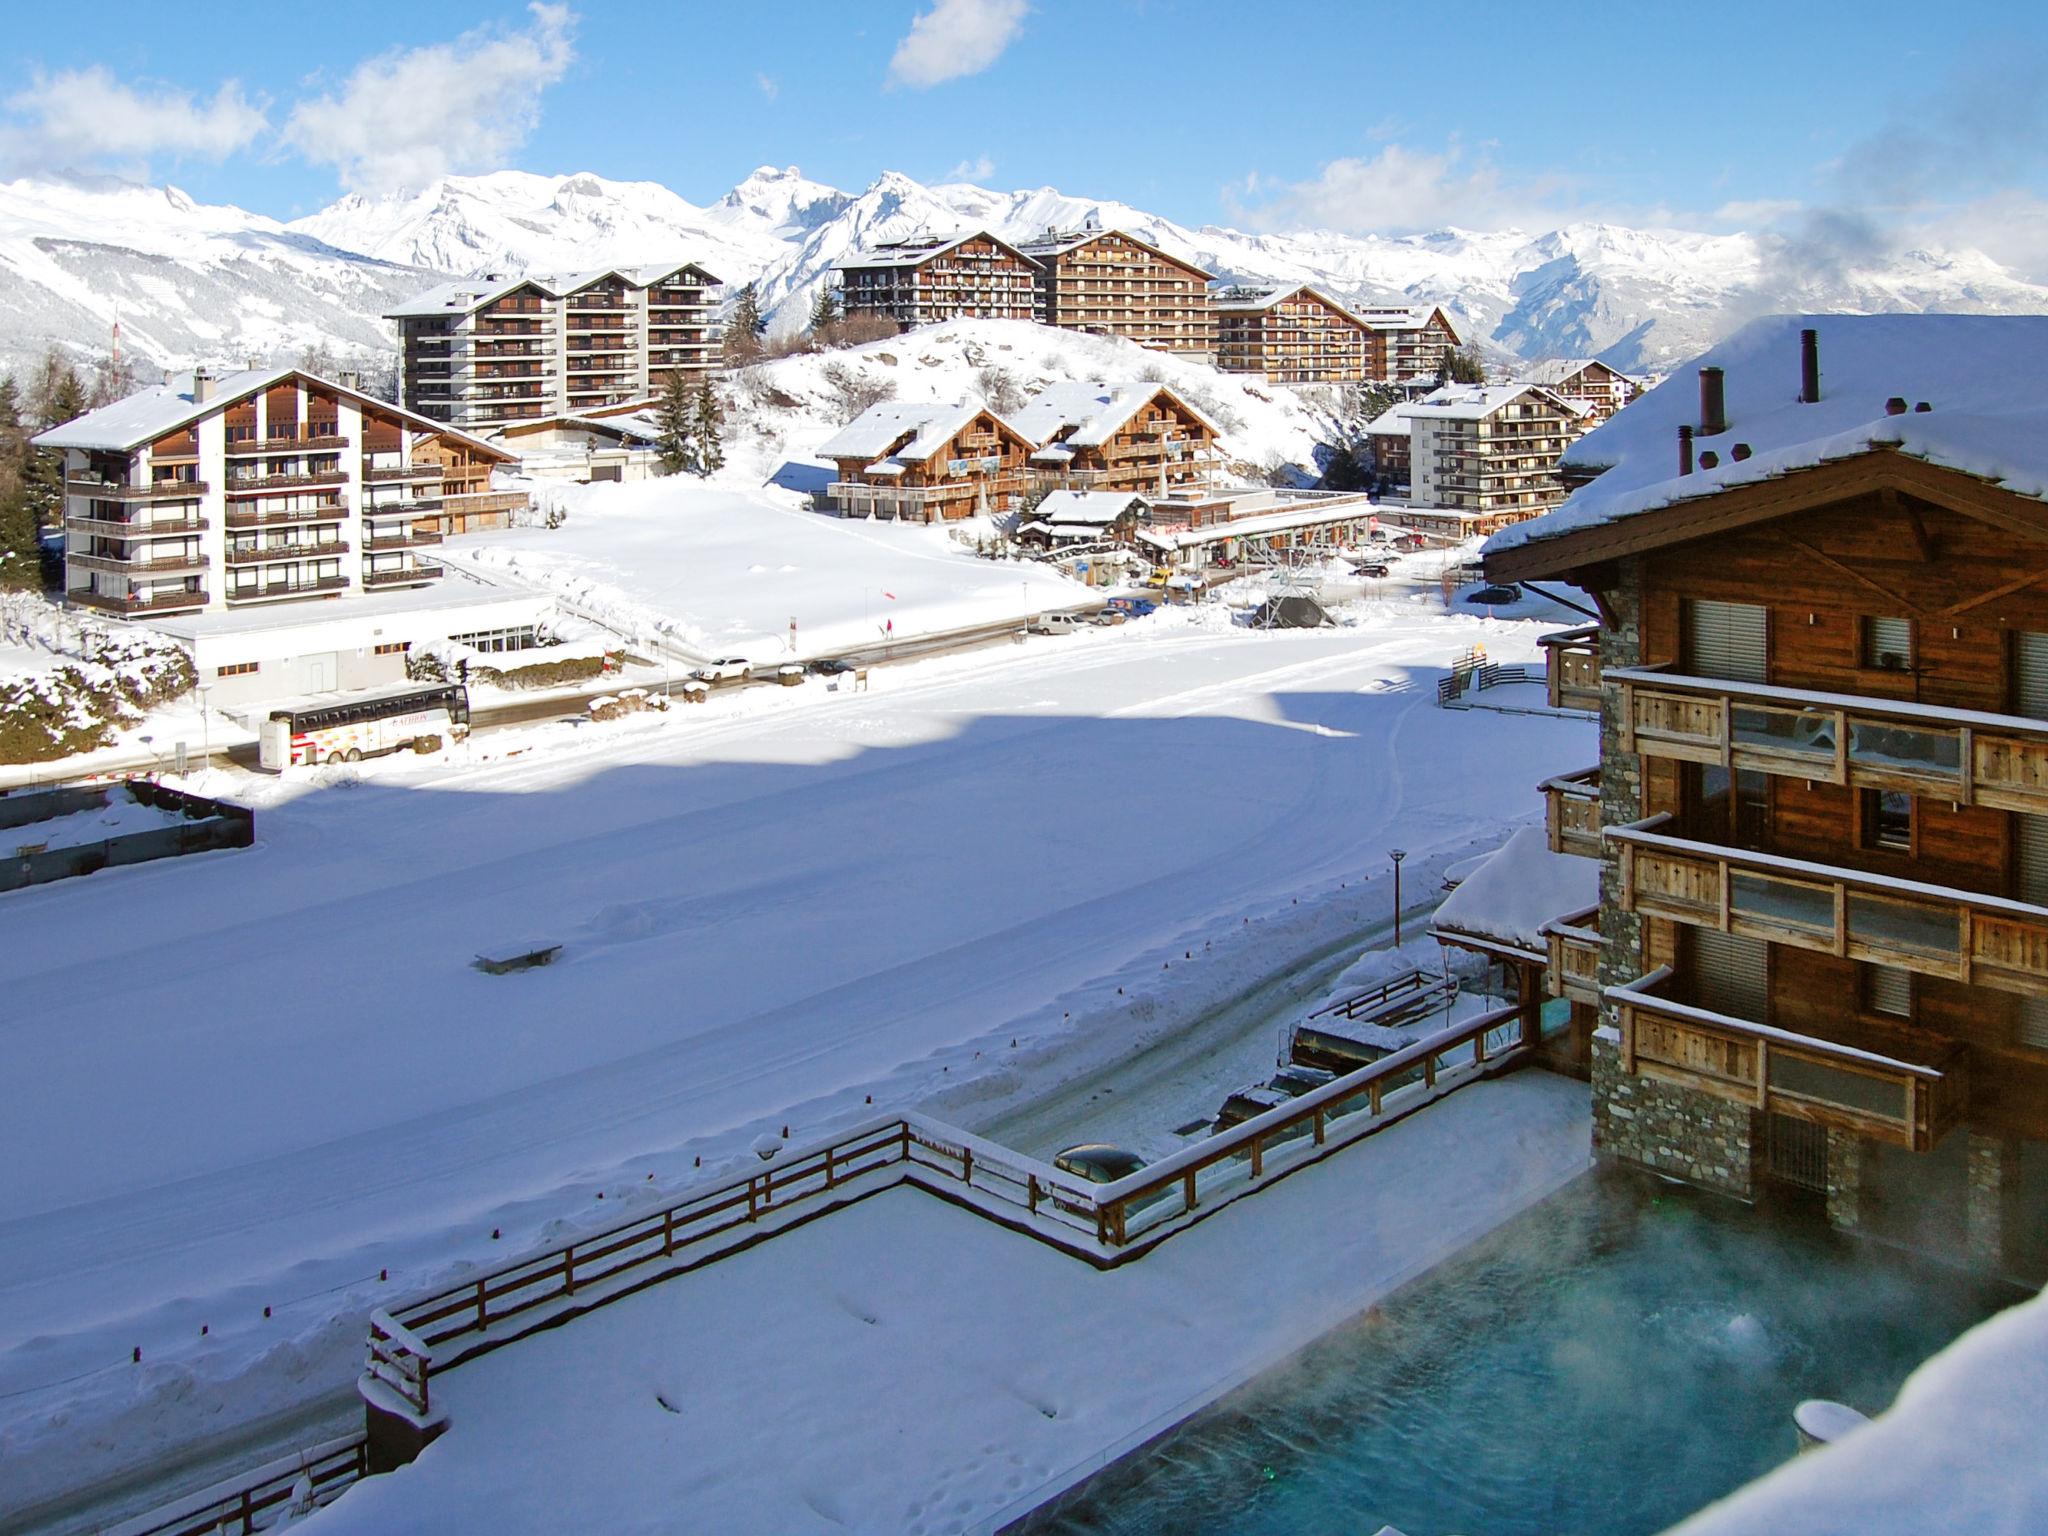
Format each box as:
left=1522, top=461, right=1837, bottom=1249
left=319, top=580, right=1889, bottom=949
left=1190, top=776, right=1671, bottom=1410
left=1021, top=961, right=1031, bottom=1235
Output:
left=1713, top=198, right=1804, bottom=227
left=282, top=3, right=576, bottom=194
left=1, top=68, right=266, bottom=174
left=1226, top=141, right=1570, bottom=236
left=887, top=0, right=1028, bottom=90
left=756, top=73, right=779, bottom=102
left=945, top=154, right=995, bottom=183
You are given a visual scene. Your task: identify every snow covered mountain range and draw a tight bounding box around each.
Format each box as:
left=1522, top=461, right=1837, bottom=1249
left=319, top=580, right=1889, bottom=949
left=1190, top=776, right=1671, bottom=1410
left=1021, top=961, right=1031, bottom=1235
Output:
left=3, top=163, right=2044, bottom=384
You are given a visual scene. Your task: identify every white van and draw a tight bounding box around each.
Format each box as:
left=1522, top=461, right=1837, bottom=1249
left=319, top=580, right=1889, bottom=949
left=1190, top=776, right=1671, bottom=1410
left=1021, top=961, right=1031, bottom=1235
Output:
left=1029, top=612, right=1089, bottom=635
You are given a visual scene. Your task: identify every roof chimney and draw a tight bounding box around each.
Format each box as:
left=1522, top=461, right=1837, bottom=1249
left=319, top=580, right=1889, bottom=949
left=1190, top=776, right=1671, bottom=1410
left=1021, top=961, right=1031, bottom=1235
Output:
left=1885, top=396, right=1908, bottom=416
left=1678, top=424, right=1694, bottom=476
left=193, top=368, right=216, bottom=404
left=338, top=369, right=362, bottom=392
left=1800, top=327, right=1821, bottom=403
left=1698, top=366, right=1727, bottom=436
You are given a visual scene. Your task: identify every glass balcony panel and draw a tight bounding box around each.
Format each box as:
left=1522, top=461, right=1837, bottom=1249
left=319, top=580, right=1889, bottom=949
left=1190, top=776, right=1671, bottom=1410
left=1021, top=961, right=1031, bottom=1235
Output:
left=1766, top=1052, right=1912, bottom=1123
left=1846, top=893, right=1961, bottom=957
left=1847, top=721, right=1963, bottom=780
left=1731, top=704, right=1836, bottom=761
left=1729, top=871, right=1836, bottom=934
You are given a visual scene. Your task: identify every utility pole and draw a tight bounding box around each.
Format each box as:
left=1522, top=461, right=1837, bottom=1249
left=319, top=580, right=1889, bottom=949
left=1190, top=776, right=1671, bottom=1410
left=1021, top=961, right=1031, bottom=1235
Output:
left=197, top=683, right=211, bottom=776
left=1390, top=848, right=1407, bottom=948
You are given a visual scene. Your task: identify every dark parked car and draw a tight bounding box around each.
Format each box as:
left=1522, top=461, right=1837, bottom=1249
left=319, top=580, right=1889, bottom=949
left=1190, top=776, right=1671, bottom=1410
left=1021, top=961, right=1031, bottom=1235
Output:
left=1465, top=583, right=1521, bottom=605
left=807, top=657, right=855, bottom=676
left=1053, top=1144, right=1147, bottom=1184
left=1354, top=562, right=1391, bottom=579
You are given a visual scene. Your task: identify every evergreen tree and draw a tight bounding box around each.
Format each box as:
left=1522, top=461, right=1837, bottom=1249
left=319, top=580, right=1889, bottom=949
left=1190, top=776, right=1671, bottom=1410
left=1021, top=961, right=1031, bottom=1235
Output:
left=723, top=283, right=766, bottom=362
left=0, top=375, right=20, bottom=434
left=26, top=347, right=84, bottom=429
left=808, top=285, right=841, bottom=334
left=1437, top=347, right=1486, bottom=386
left=691, top=381, right=724, bottom=477
left=654, top=370, right=696, bottom=476
left=0, top=465, right=36, bottom=593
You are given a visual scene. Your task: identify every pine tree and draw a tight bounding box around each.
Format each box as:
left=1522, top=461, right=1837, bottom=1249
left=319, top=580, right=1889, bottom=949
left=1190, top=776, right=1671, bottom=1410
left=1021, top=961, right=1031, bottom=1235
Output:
left=808, top=285, right=841, bottom=334
left=0, top=466, right=37, bottom=593
left=654, top=371, right=695, bottom=476
left=724, top=283, right=766, bottom=362
left=692, top=381, right=724, bottom=478
left=1437, top=347, right=1486, bottom=386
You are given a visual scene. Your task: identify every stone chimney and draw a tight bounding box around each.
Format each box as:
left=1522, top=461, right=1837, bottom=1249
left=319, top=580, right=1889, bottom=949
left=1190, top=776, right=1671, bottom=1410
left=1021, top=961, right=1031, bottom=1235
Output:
left=193, top=368, right=217, bottom=404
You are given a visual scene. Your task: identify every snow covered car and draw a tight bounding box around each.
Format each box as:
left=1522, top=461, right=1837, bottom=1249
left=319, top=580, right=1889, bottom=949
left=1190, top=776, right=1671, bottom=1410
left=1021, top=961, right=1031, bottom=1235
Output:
left=690, top=657, right=751, bottom=683
left=1052, top=1144, right=1146, bottom=1185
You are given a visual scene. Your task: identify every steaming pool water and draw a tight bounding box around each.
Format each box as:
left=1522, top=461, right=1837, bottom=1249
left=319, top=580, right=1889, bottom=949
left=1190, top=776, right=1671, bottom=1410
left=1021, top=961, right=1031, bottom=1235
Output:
left=1017, top=1166, right=2023, bottom=1536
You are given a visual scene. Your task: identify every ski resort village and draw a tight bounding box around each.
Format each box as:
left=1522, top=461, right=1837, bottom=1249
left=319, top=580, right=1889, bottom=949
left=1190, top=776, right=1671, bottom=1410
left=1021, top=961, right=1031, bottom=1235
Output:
left=3, top=4, right=2048, bottom=1534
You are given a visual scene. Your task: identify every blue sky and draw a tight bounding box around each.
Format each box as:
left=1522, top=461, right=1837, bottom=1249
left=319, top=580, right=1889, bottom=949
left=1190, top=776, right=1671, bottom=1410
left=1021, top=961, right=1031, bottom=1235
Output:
left=3, top=1, right=2044, bottom=270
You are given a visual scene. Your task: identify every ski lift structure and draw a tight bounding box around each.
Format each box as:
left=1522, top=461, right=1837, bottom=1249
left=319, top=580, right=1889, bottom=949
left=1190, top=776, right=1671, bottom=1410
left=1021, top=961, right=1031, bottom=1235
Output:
left=1250, top=551, right=1334, bottom=629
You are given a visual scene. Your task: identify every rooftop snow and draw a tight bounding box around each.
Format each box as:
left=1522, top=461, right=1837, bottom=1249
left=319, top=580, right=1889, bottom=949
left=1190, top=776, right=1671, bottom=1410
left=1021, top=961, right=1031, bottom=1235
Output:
left=1008, top=380, right=1217, bottom=449
left=1485, top=314, right=2048, bottom=560
left=1398, top=383, right=1585, bottom=424
left=831, top=230, right=1038, bottom=272
left=1033, top=490, right=1143, bottom=525
left=1519, top=358, right=1632, bottom=388
left=383, top=261, right=724, bottom=319
left=813, top=398, right=1002, bottom=463
left=1430, top=825, right=1599, bottom=956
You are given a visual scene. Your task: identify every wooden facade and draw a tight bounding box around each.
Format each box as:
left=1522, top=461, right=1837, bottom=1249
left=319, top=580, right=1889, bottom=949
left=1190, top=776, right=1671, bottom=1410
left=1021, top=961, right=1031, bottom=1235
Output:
left=1492, top=445, right=2048, bottom=1188
left=823, top=406, right=1034, bottom=523
left=1356, top=305, right=1464, bottom=383
left=1521, top=359, right=1639, bottom=423
left=1016, top=228, right=1215, bottom=357
left=1212, top=284, right=1380, bottom=384
left=836, top=233, right=1041, bottom=332
left=1020, top=386, right=1222, bottom=499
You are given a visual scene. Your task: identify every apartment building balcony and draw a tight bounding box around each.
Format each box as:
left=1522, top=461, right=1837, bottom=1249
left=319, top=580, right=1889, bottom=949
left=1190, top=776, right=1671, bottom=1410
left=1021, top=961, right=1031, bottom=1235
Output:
left=1609, top=666, right=2048, bottom=814
left=67, top=549, right=210, bottom=577
left=364, top=528, right=445, bottom=551
left=225, top=471, right=348, bottom=495
left=225, top=505, right=345, bottom=530
left=1538, top=625, right=1602, bottom=711
left=225, top=577, right=349, bottom=604
left=65, top=513, right=209, bottom=538
left=363, top=563, right=444, bottom=587
left=225, top=540, right=349, bottom=566
left=1542, top=765, right=1603, bottom=857
left=1610, top=816, right=2048, bottom=997
left=224, top=433, right=349, bottom=455
left=66, top=477, right=208, bottom=501
left=363, top=464, right=446, bottom=483
left=1607, top=966, right=1967, bottom=1152
left=564, top=295, right=631, bottom=312
left=1542, top=905, right=1602, bottom=1005
left=68, top=587, right=208, bottom=617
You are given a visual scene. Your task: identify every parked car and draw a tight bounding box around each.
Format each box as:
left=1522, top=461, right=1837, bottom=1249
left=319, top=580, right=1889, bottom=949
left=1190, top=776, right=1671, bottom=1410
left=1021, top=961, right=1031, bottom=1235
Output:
left=1354, top=562, right=1391, bottom=579
left=1028, top=612, right=1089, bottom=635
left=1105, top=596, right=1158, bottom=618
left=807, top=657, right=855, bottom=676
left=1145, top=568, right=1172, bottom=589
left=691, top=657, right=750, bottom=683
left=1464, top=584, right=1521, bottom=605
left=1053, top=1144, right=1147, bottom=1184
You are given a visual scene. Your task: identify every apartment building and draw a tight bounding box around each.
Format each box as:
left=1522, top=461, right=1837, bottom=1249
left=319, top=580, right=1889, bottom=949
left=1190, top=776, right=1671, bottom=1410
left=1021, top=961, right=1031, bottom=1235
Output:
left=1013, top=227, right=1216, bottom=358
left=834, top=232, right=1041, bottom=331
left=1009, top=382, right=1224, bottom=498
left=1211, top=284, right=1379, bottom=384
left=35, top=368, right=524, bottom=620
left=1519, top=358, right=1640, bottom=423
left=1484, top=314, right=2048, bottom=1272
left=817, top=400, right=1035, bottom=522
left=389, top=263, right=723, bottom=432
left=1405, top=383, right=1587, bottom=526
left=1354, top=304, right=1465, bottom=383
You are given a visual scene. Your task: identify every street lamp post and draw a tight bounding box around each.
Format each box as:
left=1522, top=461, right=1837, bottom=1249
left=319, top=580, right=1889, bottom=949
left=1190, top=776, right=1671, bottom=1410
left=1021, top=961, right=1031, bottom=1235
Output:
left=1390, top=848, right=1407, bottom=948
left=196, top=684, right=211, bottom=777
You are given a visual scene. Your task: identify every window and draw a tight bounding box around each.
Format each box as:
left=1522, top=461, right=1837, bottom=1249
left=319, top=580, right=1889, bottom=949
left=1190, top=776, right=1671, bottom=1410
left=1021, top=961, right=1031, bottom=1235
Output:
left=216, top=661, right=259, bottom=678
left=1862, top=615, right=1913, bottom=671
left=1864, top=965, right=1912, bottom=1019
left=374, top=642, right=410, bottom=656
left=1861, top=788, right=1914, bottom=852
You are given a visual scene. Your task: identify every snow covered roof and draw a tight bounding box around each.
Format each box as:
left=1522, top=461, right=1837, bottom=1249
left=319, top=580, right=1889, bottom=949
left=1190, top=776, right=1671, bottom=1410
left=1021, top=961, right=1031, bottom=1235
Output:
left=832, top=230, right=1039, bottom=272
left=1008, top=381, right=1221, bottom=450
left=1012, top=226, right=1214, bottom=279
left=1352, top=304, right=1465, bottom=344
left=815, top=399, right=1012, bottom=464
left=1208, top=282, right=1361, bottom=323
left=33, top=368, right=514, bottom=459
left=1399, top=383, right=1585, bottom=425
left=1430, top=825, right=1599, bottom=958
left=385, top=261, right=724, bottom=319
left=1365, top=401, right=1423, bottom=437
left=1484, top=314, right=2048, bottom=565
left=1034, top=490, right=1143, bottom=526
left=494, top=410, right=662, bottom=445
left=1518, top=358, right=1633, bottom=389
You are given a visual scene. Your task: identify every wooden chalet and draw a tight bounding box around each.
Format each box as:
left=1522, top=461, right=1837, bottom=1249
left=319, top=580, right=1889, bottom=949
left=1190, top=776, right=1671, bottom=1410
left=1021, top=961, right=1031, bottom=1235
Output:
left=1485, top=314, right=2048, bottom=1272
left=815, top=399, right=1033, bottom=522
left=1014, top=227, right=1217, bottom=358
left=1520, top=358, right=1640, bottom=423
left=834, top=232, right=1041, bottom=331
left=1009, top=382, right=1223, bottom=498
left=1211, top=284, right=1379, bottom=384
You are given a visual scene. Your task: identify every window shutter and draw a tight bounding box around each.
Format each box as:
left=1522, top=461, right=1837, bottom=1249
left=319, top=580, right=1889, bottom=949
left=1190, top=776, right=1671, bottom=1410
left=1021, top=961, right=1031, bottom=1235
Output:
left=1867, top=965, right=1911, bottom=1018
left=2015, top=633, right=2048, bottom=720
left=1692, top=928, right=1767, bottom=1019
left=1686, top=600, right=1768, bottom=683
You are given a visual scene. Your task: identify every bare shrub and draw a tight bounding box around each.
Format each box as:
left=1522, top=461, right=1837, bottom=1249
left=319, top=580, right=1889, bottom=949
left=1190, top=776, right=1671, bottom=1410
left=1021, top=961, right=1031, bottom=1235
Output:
left=974, top=365, right=1023, bottom=415
left=820, top=360, right=896, bottom=418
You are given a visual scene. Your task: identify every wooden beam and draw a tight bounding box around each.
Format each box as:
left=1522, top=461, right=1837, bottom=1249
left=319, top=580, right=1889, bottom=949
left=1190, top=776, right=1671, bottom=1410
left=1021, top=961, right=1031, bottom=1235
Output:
left=1944, top=561, right=2048, bottom=617
left=1772, top=532, right=1937, bottom=618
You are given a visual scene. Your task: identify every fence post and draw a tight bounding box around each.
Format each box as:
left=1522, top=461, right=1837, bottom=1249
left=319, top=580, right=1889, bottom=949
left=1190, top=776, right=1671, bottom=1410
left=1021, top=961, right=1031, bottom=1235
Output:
left=564, top=1246, right=575, bottom=1296
left=476, top=1278, right=488, bottom=1330
left=1183, top=1170, right=1197, bottom=1212
left=1250, top=1136, right=1263, bottom=1178
left=1370, top=1080, right=1383, bottom=1115
left=1028, top=1175, right=1040, bottom=1214
left=1313, top=1109, right=1325, bottom=1145
left=961, top=1145, right=973, bottom=1188
left=747, top=1178, right=759, bottom=1221
left=824, top=1145, right=836, bottom=1189
left=663, top=1207, right=675, bottom=1256
left=1424, top=1055, right=1437, bottom=1089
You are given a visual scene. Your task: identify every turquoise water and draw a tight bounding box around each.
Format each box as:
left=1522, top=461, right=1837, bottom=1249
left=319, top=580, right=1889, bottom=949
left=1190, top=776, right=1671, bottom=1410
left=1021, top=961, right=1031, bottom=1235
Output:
left=1019, top=1168, right=2022, bottom=1536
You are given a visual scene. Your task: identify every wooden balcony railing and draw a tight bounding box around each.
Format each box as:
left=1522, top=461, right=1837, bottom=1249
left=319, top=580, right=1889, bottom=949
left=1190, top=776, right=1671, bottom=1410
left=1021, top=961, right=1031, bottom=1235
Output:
left=67, top=478, right=208, bottom=501
left=68, top=551, right=209, bottom=577
left=225, top=577, right=347, bottom=603
left=363, top=530, right=445, bottom=551
left=225, top=471, right=348, bottom=495
left=225, top=506, right=343, bottom=530
left=68, top=588, right=207, bottom=616
left=363, top=464, right=446, bottom=483
left=1539, top=625, right=1602, bottom=711
left=1609, top=666, right=2048, bottom=814
left=224, top=433, right=349, bottom=454
left=1608, top=967, right=1967, bottom=1151
left=1542, top=905, right=1602, bottom=1004
left=1610, top=817, right=2048, bottom=996
left=363, top=565, right=444, bottom=586
left=65, top=514, right=209, bottom=538
left=225, top=541, right=349, bottom=566
left=1542, top=765, right=1602, bottom=857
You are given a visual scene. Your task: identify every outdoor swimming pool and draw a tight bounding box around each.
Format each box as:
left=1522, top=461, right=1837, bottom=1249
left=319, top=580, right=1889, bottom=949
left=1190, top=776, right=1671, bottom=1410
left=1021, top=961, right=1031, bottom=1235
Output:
left=1018, top=1166, right=2023, bottom=1536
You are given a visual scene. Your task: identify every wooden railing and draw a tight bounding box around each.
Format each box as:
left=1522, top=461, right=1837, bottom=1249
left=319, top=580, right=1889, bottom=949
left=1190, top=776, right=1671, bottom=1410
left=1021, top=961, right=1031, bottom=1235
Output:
left=68, top=588, right=206, bottom=615
left=225, top=471, right=347, bottom=494
left=105, top=1435, right=370, bottom=1536
left=67, top=477, right=209, bottom=501
left=1611, top=818, right=2048, bottom=996
left=1542, top=905, right=1601, bottom=1003
left=366, top=1310, right=433, bottom=1418
left=363, top=565, right=443, bottom=586
left=226, top=541, right=347, bottom=565
left=1539, top=625, right=1602, bottom=711
left=66, top=514, right=209, bottom=537
left=1608, top=967, right=1967, bottom=1151
left=1542, top=765, right=1602, bottom=857
left=1610, top=666, right=2048, bottom=814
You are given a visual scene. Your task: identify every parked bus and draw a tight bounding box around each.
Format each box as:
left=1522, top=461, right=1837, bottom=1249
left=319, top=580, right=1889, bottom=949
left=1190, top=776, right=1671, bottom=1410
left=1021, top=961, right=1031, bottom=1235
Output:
left=259, top=684, right=470, bottom=771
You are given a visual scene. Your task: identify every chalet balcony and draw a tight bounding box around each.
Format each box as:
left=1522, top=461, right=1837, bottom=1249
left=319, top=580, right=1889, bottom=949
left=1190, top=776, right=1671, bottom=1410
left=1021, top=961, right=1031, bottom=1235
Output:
left=441, top=491, right=529, bottom=519
left=225, top=541, right=349, bottom=566
left=225, top=505, right=344, bottom=530
left=1542, top=905, right=1602, bottom=1005
left=1610, top=817, right=2048, bottom=996
left=68, top=587, right=207, bottom=616
left=225, top=471, right=348, bottom=495
left=1609, top=666, right=2048, bottom=814
left=65, top=513, right=208, bottom=538
left=224, top=433, right=348, bottom=455
left=66, top=478, right=207, bottom=501
left=364, top=529, right=445, bottom=551
left=363, top=564, right=444, bottom=587
left=363, top=464, right=446, bottom=483
left=67, top=550, right=209, bottom=577
left=1539, top=625, right=1602, bottom=711
left=1541, top=766, right=1602, bottom=857
left=225, top=577, right=349, bottom=603
left=1607, top=967, right=1967, bottom=1152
